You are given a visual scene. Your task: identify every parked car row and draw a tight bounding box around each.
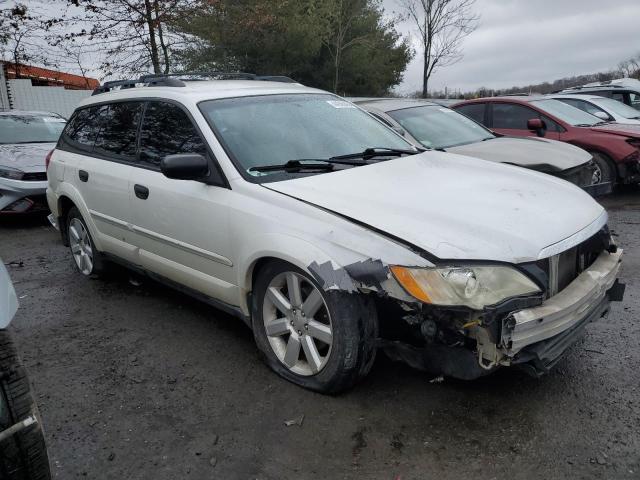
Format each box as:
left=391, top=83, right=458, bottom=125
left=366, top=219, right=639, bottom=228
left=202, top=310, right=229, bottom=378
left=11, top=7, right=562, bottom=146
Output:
left=39, top=73, right=624, bottom=393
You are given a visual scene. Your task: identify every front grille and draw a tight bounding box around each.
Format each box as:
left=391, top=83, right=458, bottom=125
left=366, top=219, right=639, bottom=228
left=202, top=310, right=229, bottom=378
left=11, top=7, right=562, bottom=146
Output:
left=536, top=227, right=610, bottom=298
left=22, top=172, right=47, bottom=181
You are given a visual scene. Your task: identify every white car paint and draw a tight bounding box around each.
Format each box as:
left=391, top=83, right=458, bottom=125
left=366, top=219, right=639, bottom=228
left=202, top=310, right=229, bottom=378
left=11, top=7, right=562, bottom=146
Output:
left=46, top=81, right=611, bottom=310
left=550, top=94, right=640, bottom=125
left=46, top=80, right=622, bottom=381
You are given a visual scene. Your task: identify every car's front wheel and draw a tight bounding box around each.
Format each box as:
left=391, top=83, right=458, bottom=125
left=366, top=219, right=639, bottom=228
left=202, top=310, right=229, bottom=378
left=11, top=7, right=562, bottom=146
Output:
left=251, top=260, right=377, bottom=394
left=590, top=152, right=616, bottom=187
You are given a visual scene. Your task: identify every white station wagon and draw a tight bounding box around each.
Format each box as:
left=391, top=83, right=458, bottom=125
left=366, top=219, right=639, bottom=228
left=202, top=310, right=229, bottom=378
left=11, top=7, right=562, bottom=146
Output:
left=46, top=74, right=625, bottom=393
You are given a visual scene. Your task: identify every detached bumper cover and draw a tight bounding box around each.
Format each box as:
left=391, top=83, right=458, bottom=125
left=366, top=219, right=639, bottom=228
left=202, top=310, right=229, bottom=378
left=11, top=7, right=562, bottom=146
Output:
left=502, top=249, right=623, bottom=357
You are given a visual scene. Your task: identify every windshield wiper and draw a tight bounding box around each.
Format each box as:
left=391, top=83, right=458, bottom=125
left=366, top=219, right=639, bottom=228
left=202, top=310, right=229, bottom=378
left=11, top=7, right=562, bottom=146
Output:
left=330, top=147, right=422, bottom=161
left=249, top=160, right=335, bottom=173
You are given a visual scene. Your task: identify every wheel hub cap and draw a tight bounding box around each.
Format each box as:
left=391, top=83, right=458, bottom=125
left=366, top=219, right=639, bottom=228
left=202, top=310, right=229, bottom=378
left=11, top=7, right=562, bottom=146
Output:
left=262, top=272, right=333, bottom=376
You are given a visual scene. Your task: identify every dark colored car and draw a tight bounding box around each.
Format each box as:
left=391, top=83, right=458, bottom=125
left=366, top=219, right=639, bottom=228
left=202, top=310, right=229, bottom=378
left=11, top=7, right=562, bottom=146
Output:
left=453, top=96, right=640, bottom=186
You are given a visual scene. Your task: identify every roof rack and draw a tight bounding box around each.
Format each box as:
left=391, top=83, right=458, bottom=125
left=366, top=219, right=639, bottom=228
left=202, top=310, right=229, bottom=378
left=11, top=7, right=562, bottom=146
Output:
left=92, top=72, right=299, bottom=95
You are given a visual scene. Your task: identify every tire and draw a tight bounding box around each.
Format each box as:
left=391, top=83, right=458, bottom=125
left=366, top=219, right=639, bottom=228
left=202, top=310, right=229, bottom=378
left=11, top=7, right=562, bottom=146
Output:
left=251, top=260, right=378, bottom=394
left=67, top=207, right=106, bottom=276
left=590, top=152, right=616, bottom=187
left=0, top=330, right=51, bottom=480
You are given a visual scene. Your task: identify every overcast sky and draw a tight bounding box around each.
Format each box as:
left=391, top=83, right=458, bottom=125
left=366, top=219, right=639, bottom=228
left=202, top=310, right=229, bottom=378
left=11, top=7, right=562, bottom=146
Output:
left=384, top=0, right=640, bottom=94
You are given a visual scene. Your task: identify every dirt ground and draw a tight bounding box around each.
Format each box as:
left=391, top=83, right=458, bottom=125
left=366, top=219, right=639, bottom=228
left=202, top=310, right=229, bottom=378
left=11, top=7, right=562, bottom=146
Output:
left=1, top=188, right=639, bottom=480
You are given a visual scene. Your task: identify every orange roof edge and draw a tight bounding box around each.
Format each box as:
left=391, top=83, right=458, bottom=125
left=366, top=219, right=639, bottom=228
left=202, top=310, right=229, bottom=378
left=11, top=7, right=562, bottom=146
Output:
left=3, top=62, right=99, bottom=90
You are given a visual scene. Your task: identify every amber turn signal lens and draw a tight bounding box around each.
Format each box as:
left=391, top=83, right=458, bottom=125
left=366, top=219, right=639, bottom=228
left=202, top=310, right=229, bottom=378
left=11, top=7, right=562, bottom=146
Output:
left=390, top=266, right=431, bottom=303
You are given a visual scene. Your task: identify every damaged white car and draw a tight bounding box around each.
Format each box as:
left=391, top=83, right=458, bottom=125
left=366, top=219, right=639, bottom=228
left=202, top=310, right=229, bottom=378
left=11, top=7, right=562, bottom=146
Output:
left=46, top=74, right=625, bottom=393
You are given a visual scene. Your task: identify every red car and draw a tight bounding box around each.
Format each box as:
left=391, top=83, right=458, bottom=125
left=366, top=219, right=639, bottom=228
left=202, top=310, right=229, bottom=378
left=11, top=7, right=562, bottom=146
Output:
left=453, top=96, right=640, bottom=186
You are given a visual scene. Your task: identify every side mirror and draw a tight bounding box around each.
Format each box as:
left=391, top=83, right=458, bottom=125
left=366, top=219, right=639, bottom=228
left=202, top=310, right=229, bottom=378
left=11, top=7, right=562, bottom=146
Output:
left=527, top=118, right=546, bottom=137
left=161, top=154, right=209, bottom=180
left=593, top=111, right=610, bottom=121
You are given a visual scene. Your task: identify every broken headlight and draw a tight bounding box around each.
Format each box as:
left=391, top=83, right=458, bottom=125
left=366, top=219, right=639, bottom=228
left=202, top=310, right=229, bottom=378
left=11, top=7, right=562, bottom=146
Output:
left=0, top=166, right=25, bottom=180
left=391, top=265, right=541, bottom=310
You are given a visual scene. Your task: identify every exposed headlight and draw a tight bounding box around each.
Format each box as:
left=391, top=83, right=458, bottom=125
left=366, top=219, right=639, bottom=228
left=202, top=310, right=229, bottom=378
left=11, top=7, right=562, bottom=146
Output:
left=391, top=265, right=541, bottom=310
left=0, top=166, right=25, bottom=180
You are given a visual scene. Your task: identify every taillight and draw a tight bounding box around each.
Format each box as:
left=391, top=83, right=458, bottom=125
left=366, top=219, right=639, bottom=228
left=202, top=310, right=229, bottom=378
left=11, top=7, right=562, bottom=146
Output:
left=45, top=150, right=54, bottom=170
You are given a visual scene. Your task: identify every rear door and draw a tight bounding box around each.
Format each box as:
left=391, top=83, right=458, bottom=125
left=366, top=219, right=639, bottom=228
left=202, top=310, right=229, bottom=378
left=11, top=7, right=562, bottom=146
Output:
left=58, top=102, right=142, bottom=261
left=490, top=102, right=561, bottom=140
left=128, top=101, right=237, bottom=305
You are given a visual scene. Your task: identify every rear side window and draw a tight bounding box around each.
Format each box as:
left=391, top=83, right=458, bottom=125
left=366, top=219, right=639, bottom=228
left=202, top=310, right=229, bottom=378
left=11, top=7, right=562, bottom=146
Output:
left=455, top=103, right=485, bottom=124
left=139, top=101, right=207, bottom=168
left=61, top=107, right=101, bottom=151
left=93, top=102, right=144, bottom=159
left=492, top=103, right=538, bottom=129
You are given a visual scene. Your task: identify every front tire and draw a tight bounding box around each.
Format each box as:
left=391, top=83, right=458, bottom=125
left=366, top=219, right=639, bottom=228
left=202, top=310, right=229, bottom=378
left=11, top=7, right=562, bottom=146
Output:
left=251, top=260, right=377, bottom=394
left=66, top=207, right=106, bottom=276
left=590, top=152, right=616, bottom=187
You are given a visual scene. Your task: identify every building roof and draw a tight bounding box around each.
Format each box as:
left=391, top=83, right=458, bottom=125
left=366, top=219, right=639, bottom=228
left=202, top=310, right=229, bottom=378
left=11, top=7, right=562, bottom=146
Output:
left=2, top=62, right=99, bottom=90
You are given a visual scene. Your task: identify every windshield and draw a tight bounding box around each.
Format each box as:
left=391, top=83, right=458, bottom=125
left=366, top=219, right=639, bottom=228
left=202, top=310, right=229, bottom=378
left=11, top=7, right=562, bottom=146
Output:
left=199, top=94, right=412, bottom=179
left=0, top=115, right=66, bottom=144
left=387, top=105, right=494, bottom=149
left=530, top=99, right=602, bottom=126
left=590, top=97, right=640, bottom=119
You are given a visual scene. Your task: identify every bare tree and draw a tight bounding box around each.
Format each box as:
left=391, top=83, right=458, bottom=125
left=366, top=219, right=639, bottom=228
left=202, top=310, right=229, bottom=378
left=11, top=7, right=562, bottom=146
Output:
left=400, top=0, right=479, bottom=97
left=56, top=0, right=192, bottom=77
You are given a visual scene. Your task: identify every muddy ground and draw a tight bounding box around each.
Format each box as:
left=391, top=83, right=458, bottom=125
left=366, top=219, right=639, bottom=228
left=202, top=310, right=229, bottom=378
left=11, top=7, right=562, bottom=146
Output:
left=1, top=189, right=639, bottom=480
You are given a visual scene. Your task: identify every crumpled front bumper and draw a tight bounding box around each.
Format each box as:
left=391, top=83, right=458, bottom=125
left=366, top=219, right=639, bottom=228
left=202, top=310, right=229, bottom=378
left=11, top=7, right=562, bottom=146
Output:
left=501, top=249, right=623, bottom=372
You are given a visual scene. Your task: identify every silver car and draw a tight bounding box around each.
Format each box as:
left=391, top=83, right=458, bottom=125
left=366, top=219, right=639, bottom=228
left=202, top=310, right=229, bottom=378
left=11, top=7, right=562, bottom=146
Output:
left=355, top=98, right=607, bottom=195
left=0, top=111, right=66, bottom=214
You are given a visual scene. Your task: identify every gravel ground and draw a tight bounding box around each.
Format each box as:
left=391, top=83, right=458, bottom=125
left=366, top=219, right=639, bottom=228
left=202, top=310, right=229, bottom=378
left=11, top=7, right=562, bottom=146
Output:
left=0, top=188, right=639, bottom=480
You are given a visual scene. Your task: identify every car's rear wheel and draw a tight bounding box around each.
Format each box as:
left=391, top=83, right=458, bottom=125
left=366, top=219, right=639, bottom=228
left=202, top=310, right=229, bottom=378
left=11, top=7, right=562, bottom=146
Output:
left=590, top=152, right=616, bottom=186
left=67, top=207, right=106, bottom=276
left=251, top=260, right=377, bottom=394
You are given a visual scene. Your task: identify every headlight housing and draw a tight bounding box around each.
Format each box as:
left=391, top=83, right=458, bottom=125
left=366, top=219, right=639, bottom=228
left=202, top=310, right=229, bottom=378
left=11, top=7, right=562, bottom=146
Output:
left=0, top=166, right=25, bottom=180
left=391, top=265, right=541, bottom=310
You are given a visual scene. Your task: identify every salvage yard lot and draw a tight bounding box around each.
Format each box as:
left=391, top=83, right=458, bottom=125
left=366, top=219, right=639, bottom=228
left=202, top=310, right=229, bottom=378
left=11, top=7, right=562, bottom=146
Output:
left=1, top=190, right=639, bottom=480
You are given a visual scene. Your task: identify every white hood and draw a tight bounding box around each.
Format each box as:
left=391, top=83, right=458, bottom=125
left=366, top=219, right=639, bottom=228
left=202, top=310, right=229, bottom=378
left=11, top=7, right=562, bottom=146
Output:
left=266, top=151, right=606, bottom=263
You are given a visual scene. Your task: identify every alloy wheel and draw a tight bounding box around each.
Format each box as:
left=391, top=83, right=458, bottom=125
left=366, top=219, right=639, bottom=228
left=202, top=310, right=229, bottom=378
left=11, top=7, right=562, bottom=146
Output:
left=69, top=218, right=94, bottom=275
left=591, top=162, right=603, bottom=185
left=262, top=272, right=333, bottom=376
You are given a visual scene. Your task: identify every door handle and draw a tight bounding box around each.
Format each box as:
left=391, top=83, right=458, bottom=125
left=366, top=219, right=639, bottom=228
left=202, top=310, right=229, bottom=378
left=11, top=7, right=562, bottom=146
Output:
left=134, top=184, right=149, bottom=200
left=78, top=170, right=89, bottom=182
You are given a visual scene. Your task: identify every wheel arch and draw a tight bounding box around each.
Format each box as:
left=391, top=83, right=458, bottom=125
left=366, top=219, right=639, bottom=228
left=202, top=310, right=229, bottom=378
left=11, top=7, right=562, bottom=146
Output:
left=53, top=184, right=104, bottom=251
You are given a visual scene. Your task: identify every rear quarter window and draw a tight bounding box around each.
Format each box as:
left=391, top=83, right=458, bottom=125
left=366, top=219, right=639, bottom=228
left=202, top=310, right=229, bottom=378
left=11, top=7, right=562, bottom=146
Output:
left=60, top=106, right=102, bottom=152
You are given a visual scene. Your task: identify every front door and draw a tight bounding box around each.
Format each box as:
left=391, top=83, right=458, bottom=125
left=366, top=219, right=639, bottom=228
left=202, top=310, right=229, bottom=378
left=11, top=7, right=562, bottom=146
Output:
left=128, top=101, right=238, bottom=306
left=491, top=103, right=561, bottom=140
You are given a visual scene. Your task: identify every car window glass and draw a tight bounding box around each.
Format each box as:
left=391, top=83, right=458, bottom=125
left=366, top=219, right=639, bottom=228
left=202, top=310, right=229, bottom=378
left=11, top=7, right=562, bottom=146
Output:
left=139, top=101, right=208, bottom=168
left=492, top=103, right=539, bottom=129
left=628, top=92, right=640, bottom=110
left=455, top=103, right=485, bottom=124
left=61, top=107, right=101, bottom=151
left=558, top=98, right=603, bottom=116
left=0, top=115, right=65, bottom=144
left=93, top=102, right=144, bottom=159
left=611, top=92, right=625, bottom=103
left=388, top=105, right=494, bottom=149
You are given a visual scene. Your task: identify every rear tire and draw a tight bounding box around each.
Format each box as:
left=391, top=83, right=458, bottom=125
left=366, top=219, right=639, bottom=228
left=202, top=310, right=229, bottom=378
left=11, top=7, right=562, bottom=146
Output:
left=0, top=330, right=51, bottom=480
left=251, top=260, right=378, bottom=394
left=590, top=152, right=616, bottom=187
left=67, top=207, right=106, bottom=276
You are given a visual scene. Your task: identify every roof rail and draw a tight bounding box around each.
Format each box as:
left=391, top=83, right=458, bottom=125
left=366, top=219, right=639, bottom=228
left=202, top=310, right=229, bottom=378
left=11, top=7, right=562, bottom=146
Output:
left=92, top=72, right=299, bottom=95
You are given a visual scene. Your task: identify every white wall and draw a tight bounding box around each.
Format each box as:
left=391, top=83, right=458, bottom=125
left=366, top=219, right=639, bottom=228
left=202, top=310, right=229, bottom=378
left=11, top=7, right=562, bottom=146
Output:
left=7, top=79, right=93, bottom=118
